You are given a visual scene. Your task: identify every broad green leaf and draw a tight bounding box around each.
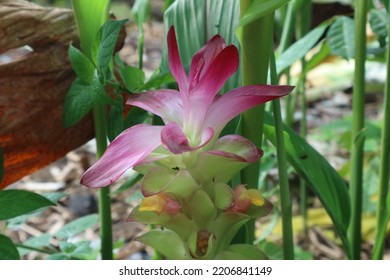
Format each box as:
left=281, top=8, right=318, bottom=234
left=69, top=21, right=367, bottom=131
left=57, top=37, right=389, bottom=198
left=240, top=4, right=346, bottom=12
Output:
left=382, top=0, right=389, bottom=12
left=136, top=229, right=187, bottom=259
left=59, top=241, right=77, bottom=254
left=239, top=0, right=291, bottom=27
left=18, top=234, right=52, bottom=256
left=69, top=241, right=97, bottom=260
left=0, top=146, right=3, bottom=183
left=63, top=78, right=94, bottom=127
left=327, top=16, right=355, bottom=59
left=163, top=0, right=241, bottom=93
left=7, top=192, right=65, bottom=227
left=97, top=19, right=128, bottom=79
left=132, top=0, right=151, bottom=26
left=69, top=44, right=95, bottom=83
left=123, top=107, right=150, bottom=129
left=55, top=214, right=98, bottom=239
left=369, top=8, right=388, bottom=46
left=47, top=253, right=73, bottom=260
left=141, top=72, right=175, bottom=90
left=303, top=40, right=332, bottom=74
left=119, top=66, right=145, bottom=92
left=277, top=24, right=328, bottom=74
left=263, top=113, right=351, bottom=254
left=108, top=96, right=124, bottom=142
left=0, top=190, right=54, bottom=221
left=0, top=234, right=20, bottom=260
left=71, top=0, right=110, bottom=60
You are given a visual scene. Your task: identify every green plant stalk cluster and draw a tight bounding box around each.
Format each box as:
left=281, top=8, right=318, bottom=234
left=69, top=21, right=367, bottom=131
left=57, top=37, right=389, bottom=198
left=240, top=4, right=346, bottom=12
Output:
left=296, top=0, right=312, bottom=238
left=71, top=0, right=113, bottom=260
left=372, top=0, right=390, bottom=260
left=348, top=0, right=369, bottom=260
left=270, top=49, right=295, bottom=260
left=239, top=0, right=274, bottom=244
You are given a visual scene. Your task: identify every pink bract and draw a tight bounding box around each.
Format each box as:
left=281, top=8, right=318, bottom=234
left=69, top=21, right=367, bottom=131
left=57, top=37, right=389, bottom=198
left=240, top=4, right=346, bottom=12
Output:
left=81, top=26, right=293, bottom=188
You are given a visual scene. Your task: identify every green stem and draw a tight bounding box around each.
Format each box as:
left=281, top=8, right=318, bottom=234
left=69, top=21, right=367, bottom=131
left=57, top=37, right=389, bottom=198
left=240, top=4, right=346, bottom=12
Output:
left=93, top=105, right=113, bottom=260
left=239, top=0, right=275, bottom=244
left=278, top=0, right=304, bottom=127
left=270, top=47, right=295, bottom=260
left=348, top=0, right=368, bottom=260
left=297, top=0, right=312, bottom=239
left=372, top=0, right=390, bottom=260
left=138, top=31, right=144, bottom=70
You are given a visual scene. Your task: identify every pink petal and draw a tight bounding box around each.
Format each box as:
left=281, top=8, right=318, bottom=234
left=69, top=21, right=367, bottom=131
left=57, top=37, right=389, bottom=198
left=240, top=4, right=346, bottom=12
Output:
left=126, top=89, right=183, bottom=125
left=160, top=122, right=214, bottom=154
left=80, top=124, right=163, bottom=188
left=189, top=45, right=239, bottom=98
left=205, top=85, right=294, bottom=134
left=188, top=35, right=226, bottom=88
left=167, top=26, right=189, bottom=93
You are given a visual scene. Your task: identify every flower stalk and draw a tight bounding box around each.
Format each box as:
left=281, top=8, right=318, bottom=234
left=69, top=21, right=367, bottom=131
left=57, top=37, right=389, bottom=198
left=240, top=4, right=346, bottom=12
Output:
left=71, top=0, right=113, bottom=260
left=270, top=46, right=295, bottom=260
left=239, top=0, right=275, bottom=244
left=348, top=0, right=369, bottom=260
left=372, top=0, right=390, bottom=260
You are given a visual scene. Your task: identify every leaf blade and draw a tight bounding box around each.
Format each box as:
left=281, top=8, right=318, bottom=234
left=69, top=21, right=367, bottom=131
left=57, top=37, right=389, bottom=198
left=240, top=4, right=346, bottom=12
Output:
left=0, top=234, right=20, bottom=260
left=0, top=190, right=54, bottom=221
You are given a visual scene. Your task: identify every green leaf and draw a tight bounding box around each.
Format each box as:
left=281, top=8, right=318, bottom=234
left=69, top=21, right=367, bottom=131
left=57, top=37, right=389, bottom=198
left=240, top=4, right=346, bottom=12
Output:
left=18, top=234, right=52, bottom=256
left=327, top=16, right=355, bottom=59
left=0, top=146, right=3, bottom=183
left=55, top=214, right=98, bottom=239
left=369, top=8, right=388, bottom=46
left=7, top=192, right=64, bottom=227
left=132, top=0, right=151, bottom=27
left=382, top=0, right=389, bottom=12
left=277, top=24, right=328, bottom=74
left=239, top=0, right=291, bottom=27
left=71, top=0, right=110, bottom=60
left=136, top=229, right=187, bottom=259
left=97, top=19, right=128, bottom=79
left=63, top=78, right=94, bottom=127
left=47, top=253, right=73, bottom=260
left=69, top=44, right=95, bottom=83
left=0, top=234, right=20, bottom=260
left=119, top=66, right=145, bottom=92
left=0, top=190, right=54, bottom=221
left=263, top=113, right=351, bottom=254
left=108, top=96, right=124, bottom=142
left=123, top=107, right=150, bottom=129
left=141, top=72, right=175, bottom=91
left=303, top=40, right=332, bottom=74
left=59, top=241, right=77, bottom=254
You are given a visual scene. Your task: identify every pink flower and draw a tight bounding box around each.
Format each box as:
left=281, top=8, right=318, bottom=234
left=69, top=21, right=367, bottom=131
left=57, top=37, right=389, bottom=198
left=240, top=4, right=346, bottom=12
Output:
left=81, top=26, right=293, bottom=188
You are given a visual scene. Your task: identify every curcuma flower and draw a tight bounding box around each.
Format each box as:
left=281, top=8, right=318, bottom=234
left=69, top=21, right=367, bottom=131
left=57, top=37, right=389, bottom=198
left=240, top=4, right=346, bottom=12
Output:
left=81, top=26, right=293, bottom=188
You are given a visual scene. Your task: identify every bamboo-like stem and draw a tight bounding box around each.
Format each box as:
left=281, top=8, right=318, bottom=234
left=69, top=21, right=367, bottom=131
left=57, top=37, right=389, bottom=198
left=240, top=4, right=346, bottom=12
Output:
left=348, top=0, right=368, bottom=260
left=93, top=104, right=113, bottom=260
left=296, top=0, right=312, bottom=238
left=372, top=0, right=390, bottom=260
left=239, top=0, right=275, bottom=244
left=71, top=0, right=113, bottom=260
left=270, top=49, right=295, bottom=260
